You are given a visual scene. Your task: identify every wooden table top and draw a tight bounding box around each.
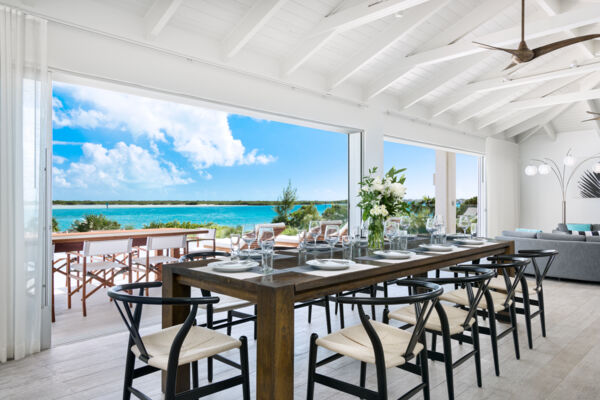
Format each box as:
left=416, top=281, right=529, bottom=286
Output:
left=52, top=228, right=210, bottom=243
left=166, top=239, right=513, bottom=302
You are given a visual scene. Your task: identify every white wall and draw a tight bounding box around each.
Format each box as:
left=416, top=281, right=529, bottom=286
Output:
left=486, top=138, right=520, bottom=237
left=519, top=130, right=600, bottom=232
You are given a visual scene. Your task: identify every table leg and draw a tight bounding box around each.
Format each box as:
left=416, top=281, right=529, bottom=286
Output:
left=256, top=285, right=295, bottom=400
left=162, top=268, right=191, bottom=394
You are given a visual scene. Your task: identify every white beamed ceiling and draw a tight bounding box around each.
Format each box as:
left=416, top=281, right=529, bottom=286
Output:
left=10, top=0, right=600, bottom=141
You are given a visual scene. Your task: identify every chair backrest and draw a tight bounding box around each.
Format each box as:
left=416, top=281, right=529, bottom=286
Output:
left=517, top=249, right=559, bottom=288
left=196, top=228, right=216, bottom=240
left=423, top=266, right=495, bottom=329
left=108, top=282, right=219, bottom=364
left=485, top=256, right=531, bottom=308
left=147, top=234, right=187, bottom=251
left=83, top=239, right=133, bottom=257
left=336, top=280, right=442, bottom=395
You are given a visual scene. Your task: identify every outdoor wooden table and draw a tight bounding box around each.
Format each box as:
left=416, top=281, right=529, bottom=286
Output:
left=162, top=239, right=514, bottom=400
left=51, top=228, right=209, bottom=322
left=52, top=228, right=210, bottom=253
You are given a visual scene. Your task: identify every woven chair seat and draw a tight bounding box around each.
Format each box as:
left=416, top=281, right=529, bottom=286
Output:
left=389, top=304, right=475, bottom=335
left=440, top=288, right=507, bottom=313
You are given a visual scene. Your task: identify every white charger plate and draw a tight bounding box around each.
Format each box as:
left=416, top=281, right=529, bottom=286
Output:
left=306, top=259, right=354, bottom=270
left=373, top=250, right=413, bottom=259
left=419, top=244, right=454, bottom=252
left=209, top=260, right=259, bottom=272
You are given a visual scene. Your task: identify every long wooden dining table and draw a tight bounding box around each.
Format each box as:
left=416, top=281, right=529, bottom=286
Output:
left=162, top=239, right=514, bottom=400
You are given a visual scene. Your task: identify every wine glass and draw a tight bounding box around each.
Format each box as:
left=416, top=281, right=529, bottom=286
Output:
left=241, top=224, right=256, bottom=256
left=384, top=220, right=399, bottom=250
left=426, top=217, right=436, bottom=244
left=470, top=222, right=478, bottom=238
left=340, top=235, right=351, bottom=259
left=324, top=225, right=340, bottom=258
left=257, top=226, right=275, bottom=248
left=458, top=215, right=470, bottom=235
left=230, top=234, right=241, bottom=260
left=308, top=221, right=321, bottom=248
left=399, top=215, right=411, bottom=232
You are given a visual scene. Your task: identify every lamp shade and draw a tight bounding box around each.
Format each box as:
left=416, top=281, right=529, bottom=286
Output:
left=563, top=155, right=576, bottom=166
left=594, top=162, right=600, bottom=174
left=524, top=165, right=538, bottom=176
left=538, top=164, right=551, bottom=175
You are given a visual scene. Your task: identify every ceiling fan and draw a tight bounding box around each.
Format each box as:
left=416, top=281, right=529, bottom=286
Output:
left=582, top=111, right=600, bottom=122
left=474, top=0, right=600, bottom=70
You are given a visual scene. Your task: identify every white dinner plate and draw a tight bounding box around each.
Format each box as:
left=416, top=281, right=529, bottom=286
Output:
left=419, top=244, right=454, bottom=252
left=209, top=260, right=259, bottom=272
left=305, top=243, right=330, bottom=250
left=306, top=259, right=354, bottom=270
left=373, top=250, right=413, bottom=259
left=454, top=239, right=486, bottom=246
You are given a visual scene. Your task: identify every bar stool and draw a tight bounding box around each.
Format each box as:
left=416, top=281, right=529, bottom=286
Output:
left=108, top=282, right=250, bottom=400
left=487, top=249, right=558, bottom=349
left=306, top=280, right=443, bottom=400
left=438, top=257, right=530, bottom=377
left=386, top=266, right=495, bottom=400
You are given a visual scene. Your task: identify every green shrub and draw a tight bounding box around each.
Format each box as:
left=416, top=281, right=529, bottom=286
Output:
left=71, top=214, right=121, bottom=232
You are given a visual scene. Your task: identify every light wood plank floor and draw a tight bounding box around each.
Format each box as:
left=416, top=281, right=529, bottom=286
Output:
left=1, top=277, right=600, bottom=399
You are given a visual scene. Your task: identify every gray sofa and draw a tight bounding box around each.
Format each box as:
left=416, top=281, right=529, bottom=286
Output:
left=496, top=230, right=600, bottom=283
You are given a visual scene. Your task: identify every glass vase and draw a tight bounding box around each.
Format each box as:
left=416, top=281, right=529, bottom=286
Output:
left=367, top=217, right=385, bottom=251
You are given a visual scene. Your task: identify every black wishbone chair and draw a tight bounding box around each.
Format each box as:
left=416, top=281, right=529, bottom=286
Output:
left=487, top=249, right=558, bottom=349
left=439, top=257, right=530, bottom=377
left=306, top=280, right=443, bottom=400
left=108, top=282, right=250, bottom=400
left=386, top=267, right=495, bottom=400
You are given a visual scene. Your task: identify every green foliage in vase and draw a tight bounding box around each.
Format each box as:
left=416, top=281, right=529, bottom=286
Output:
left=358, top=167, right=409, bottom=221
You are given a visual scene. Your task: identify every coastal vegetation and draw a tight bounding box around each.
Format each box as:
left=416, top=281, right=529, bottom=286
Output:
left=71, top=214, right=126, bottom=232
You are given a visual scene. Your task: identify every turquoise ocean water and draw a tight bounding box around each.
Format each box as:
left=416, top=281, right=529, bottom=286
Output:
left=53, top=204, right=332, bottom=231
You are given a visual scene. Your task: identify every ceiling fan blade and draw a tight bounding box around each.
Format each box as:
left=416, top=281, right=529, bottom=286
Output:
left=473, top=41, right=519, bottom=56
left=582, top=117, right=600, bottom=122
left=587, top=111, right=600, bottom=116
left=533, top=34, right=600, bottom=58
left=503, top=62, right=518, bottom=70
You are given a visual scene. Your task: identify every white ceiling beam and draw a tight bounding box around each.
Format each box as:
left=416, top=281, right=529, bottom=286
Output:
left=504, top=103, right=575, bottom=137
left=432, top=58, right=600, bottom=117
left=502, top=87, right=600, bottom=111
left=455, top=86, right=535, bottom=124
left=144, top=0, right=182, bottom=38
left=329, top=0, right=449, bottom=89
left=493, top=108, right=551, bottom=133
left=500, top=72, right=600, bottom=136
left=535, top=0, right=595, bottom=58
left=222, top=0, right=288, bottom=59
left=517, top=126, right=544, bottom=144
left=399, top=0, right=515, bottom=108
left=543, top=123, right=557, bottom=141
left=365, top=4, right=600, bottom=99
left=585, top=99, right=600, bottom=137
left=476, top=73, right=586, bottom=128
left=282, top=0, right=432, bottom=76
left=307, top=0, right=432, bottom=37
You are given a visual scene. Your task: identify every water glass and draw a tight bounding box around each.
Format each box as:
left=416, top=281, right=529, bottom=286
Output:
left=230, top=234, right=241, bottom=260
left=470, top=223, right=478, bottom=238
left=426, top=217, right=436, bottom=244
left=458, top=215, right=470, bottom=235
left=384, top=220, right=399, bottom=250
left=398, top=230, right=408, bottom=251
left=341, top=235, right=352, bottom=260
left=324, top=225, right=340, bottom=258
left=436, top=226, right=447, bottom=245
left=297, top=230, right=307, bottom=250
left=260, top=240, right=274, bottom=274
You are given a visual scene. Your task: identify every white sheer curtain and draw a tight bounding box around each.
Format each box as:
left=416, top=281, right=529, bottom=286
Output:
left=0, top=6, right=49, bottom=362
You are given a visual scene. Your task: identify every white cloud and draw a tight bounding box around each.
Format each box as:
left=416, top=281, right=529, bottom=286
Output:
left=54, top=142, right=192, bottom=190
left=52, top=155, right=67, bottom=165
left=53, top=82, right=276, bottom=172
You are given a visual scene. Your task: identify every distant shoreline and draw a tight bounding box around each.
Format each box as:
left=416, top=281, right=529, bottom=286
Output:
left=53, top=200, right=347, bottom=207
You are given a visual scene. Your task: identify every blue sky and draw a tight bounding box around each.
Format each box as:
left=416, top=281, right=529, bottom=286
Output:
left=52, top=81, right=478, bottom=201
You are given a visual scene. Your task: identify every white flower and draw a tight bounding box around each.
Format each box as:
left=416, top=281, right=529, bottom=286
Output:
left=372, top=177, right=384, bottom=192
left=390, top=183, right=406, bottom=199
left=370, top=204, right=389, bottom=217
